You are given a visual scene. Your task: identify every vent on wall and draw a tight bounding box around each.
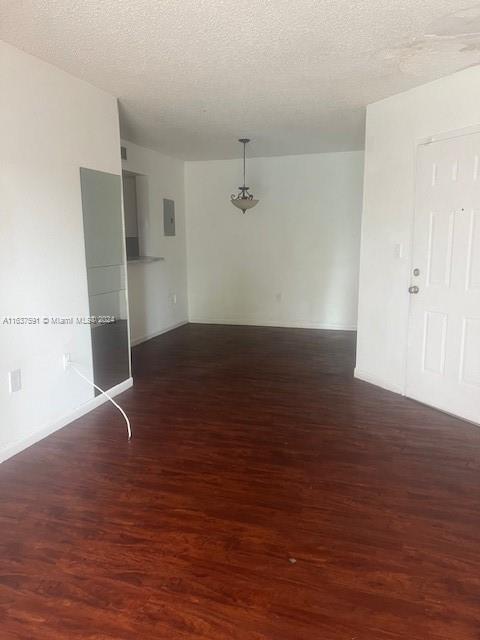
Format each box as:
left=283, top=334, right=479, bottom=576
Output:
left=121, top=146, right=127, bottom=160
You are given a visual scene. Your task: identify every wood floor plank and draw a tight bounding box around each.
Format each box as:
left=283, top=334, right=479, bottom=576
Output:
left=1, top=324, right=480, bottom=639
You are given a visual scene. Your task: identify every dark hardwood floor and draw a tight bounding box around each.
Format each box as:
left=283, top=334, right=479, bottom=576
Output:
left=1, top=324, right=480, bottom=639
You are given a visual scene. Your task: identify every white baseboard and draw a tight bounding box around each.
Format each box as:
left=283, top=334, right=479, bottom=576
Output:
left=354, top=368, right=404, bottom=396
left=0, top=377, right=133, bottom=464
left=130, top=320, right=188, bottom=347
left=189, top=318, right=357, bottom=331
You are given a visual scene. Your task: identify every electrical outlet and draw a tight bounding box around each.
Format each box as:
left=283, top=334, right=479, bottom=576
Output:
left=8, top=369, right=22, bottom=393
left=170, top=293, right=177, bottom=304
left=62, top=353, right=71, bottom=370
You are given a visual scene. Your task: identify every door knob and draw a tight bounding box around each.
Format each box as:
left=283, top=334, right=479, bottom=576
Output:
left=408, top=285, right=419, bottom=294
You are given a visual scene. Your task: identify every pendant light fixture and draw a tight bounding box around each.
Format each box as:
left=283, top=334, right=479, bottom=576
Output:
left=230, top=138, right=259, bottom=213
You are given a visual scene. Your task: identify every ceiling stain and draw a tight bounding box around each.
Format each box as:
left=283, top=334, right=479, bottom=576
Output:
left=426, top=5, right=480, bottom=38
left=376, top=4, right=480, bottom=77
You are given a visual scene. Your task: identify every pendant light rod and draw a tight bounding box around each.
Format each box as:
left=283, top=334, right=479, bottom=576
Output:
left=239, top=138, right=249, bottom=188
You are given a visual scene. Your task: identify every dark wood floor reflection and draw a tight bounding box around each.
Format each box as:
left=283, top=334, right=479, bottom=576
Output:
left=1, top=324, right=480, bottom=639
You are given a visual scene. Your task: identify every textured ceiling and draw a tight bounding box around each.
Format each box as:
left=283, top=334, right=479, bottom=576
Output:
left=1, top=1, right=480, bottom=159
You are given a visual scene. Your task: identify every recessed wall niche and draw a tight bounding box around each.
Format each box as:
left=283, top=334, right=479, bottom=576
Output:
left=123, top=170, right=141, bottom=260
left=122, top=170, right=166, bottom=263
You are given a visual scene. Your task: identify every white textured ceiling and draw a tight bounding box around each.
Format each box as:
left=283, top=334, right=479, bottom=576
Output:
left=1, top=1, right=480, bottom=159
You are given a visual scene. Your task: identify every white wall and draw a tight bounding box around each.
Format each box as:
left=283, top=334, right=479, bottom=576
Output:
left=0, top=40, right=127, bottom=461
left=356, top=65, right=480, bottom=394
left=121, top=141, right=188, bottom=345
left=185, top=152, right=364, bottom=329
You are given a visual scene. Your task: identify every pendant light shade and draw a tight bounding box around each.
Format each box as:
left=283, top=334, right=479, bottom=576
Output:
left=230, top=138, right=259, bottom=213
left=231, top=197, right=259, bottom=212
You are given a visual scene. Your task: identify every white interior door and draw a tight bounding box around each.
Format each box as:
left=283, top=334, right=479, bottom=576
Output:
left=406, top=131, right=480, bottom=424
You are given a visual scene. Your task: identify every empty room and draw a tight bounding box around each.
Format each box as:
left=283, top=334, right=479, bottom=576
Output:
left=1, top=1, right=480, bottom=638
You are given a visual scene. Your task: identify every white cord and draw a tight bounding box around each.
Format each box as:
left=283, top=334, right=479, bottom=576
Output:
left=70, top=363, right=132, bottom=440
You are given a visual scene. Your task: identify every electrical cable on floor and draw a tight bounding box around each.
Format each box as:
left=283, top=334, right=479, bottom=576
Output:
left=70, top=363, right=132, bottom=440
